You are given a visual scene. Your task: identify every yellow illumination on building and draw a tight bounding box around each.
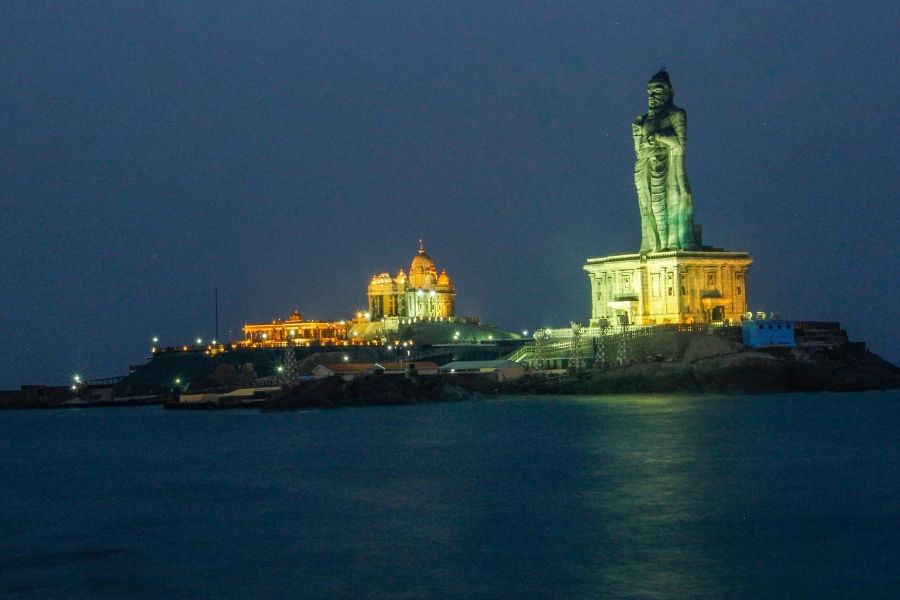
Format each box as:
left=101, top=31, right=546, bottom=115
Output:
left=241, top=309, right=351, bottom=348
left=584, top=251, right=752, bottom=325
left=367, top=240, right=456, bottom=320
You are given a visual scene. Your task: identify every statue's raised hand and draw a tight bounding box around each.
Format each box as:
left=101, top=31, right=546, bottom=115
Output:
left=632, top=115, right=644, bottom=136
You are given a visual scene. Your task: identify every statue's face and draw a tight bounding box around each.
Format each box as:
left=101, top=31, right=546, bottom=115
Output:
left=647, top=83, right=671, bottom=109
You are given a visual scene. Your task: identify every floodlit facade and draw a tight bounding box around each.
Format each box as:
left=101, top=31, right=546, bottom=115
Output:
left=584, top=250, right=752, bottom=325
left=241, top=309, right=350, bottom=347
left=367, top=240, right=456, bottom=320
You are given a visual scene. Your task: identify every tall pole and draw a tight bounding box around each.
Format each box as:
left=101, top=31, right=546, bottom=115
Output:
left=215, top=287, right=219, bottom=343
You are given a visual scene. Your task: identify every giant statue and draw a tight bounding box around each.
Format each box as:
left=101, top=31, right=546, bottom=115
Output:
left=632, top=70, right=697, bottom=252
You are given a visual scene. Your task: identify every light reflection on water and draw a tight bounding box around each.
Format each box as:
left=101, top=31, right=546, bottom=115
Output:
left=1, top=392, right=898, bottom=598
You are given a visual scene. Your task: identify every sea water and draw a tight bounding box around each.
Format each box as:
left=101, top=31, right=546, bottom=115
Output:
left=1, top=392, right=898, bottom=599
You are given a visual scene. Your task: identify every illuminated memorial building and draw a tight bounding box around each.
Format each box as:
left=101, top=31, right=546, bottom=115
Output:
left=241, top=310, right=351, bottom=347
left=583, top=70, right=751, bottom=326
left=239, top=241, right=459, bottom=347
left=367, top=240, right=456, bottom=320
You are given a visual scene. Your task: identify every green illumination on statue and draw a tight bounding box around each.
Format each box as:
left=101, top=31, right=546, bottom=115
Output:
left=632, top=70, right=698, bottom=252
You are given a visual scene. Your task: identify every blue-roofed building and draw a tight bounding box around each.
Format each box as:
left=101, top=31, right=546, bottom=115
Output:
left=742, top=319, right=796, bottom=348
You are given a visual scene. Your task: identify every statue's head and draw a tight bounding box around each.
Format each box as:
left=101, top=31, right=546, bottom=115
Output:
left=647, top=70, right=673, bottom=110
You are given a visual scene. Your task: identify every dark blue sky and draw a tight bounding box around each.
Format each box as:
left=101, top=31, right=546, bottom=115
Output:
left=2, top=2, right=898, bottom=387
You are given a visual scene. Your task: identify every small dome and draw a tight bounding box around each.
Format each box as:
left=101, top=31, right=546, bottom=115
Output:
left=437, top=269, right=452, bottom=286
left=371, top=272, right=393, bottom=284
left=394, top=268, right=408, bottom=284
left=409, top=239, right=436, bottom=274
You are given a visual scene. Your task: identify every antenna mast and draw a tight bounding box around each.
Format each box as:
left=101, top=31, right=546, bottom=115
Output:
left=215, top=287, right=219, bottom=343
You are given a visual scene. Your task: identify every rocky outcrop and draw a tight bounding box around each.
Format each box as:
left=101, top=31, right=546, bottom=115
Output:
left=502, top=342, right=900, bottom=395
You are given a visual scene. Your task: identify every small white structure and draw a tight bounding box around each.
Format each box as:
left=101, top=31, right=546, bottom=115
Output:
left=440, top=360, right=526, bottom=381
left=312, top=361, right=440, bottom=381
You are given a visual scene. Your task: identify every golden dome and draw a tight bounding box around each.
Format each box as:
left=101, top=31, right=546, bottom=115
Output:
left=437, top=269, right=452, bottom=286
left=394, top=268, right=408, bottom=285
left=409, top=239, right=436, bottom=274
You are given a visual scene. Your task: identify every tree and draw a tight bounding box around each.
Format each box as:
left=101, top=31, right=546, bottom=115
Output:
left=237, top=363, right=257, bottom=386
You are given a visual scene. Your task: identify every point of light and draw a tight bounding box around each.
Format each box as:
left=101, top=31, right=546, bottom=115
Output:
left=152, top=337, right=159, bottom=343
left=73, top=375, right=81, bottom=383
left=196, top=338, right=202, bottom=344
left=343, top=355, right=349, bottom=361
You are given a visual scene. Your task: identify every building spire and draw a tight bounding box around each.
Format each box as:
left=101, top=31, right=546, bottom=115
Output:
left=418, top=239, right=425, bottom=253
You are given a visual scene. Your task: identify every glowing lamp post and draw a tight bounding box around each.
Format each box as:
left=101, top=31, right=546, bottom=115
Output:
left=71, top=374, right=85, bottom=397
left=171, top=377, right=183, bottom=397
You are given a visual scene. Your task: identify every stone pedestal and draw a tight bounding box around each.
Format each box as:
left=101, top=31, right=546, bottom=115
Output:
left=583, top=250, right=752, bottom=325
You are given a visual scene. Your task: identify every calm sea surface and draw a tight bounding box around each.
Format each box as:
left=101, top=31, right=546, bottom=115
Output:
left=1, top=392, right=898, bottom=599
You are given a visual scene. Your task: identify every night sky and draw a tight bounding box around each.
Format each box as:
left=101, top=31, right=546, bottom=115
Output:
left=2, top=2, right=898, bottom=387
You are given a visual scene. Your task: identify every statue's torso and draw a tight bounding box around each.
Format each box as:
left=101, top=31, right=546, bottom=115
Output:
left=637, top=105, right=685, bottom=159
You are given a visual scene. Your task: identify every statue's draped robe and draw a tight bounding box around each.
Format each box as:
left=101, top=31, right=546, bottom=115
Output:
left=633, top=106, right=696, bottom=252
